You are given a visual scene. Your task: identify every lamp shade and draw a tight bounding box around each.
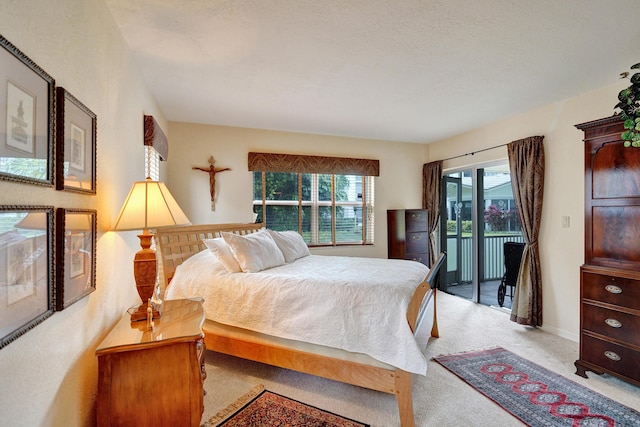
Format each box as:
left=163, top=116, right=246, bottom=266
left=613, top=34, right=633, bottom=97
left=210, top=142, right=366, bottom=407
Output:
left=15, top=212, right=47, bottom=230
left=65, top=213, right=92, bottom=231
left=112, top=178, right=190, bottom=231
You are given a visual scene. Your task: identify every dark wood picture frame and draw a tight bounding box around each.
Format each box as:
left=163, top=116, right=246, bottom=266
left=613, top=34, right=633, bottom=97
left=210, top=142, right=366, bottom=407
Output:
left=56, top=87, right=97, bottom=194
left=0, top=35, right=55, bottom=187
left=0, top=205, right=55, bottom=349
left=55, top=208, right=97, bottom=310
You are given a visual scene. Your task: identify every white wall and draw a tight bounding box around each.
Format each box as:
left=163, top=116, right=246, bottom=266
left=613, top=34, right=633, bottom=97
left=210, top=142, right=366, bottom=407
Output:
left=167, top=122, right=429, bottom=258
left=0, top=1, right=166, bottom=426
left=426, top=81, right=627, bottom=341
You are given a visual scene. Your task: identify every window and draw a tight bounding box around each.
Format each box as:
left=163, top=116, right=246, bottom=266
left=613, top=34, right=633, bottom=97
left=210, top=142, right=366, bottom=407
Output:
left=145, top=145, right=160, bottom=181
left=143, top=115, right=167, bottom=181
left=253, top=171, right=375, bottom=246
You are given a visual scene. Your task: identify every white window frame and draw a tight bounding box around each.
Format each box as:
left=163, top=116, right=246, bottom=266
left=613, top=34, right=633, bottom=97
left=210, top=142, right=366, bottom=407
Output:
left=253, top=172, right=375, bottom=246
left=145, top=145, right=160, bottom=181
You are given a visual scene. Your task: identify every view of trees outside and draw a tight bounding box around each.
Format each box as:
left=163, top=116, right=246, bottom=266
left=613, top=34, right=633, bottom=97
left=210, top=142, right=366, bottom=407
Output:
left=483, top=202, right=521, bottom=233
left=253, top=172, right=372, bottom=245
left=0, top=158, right=47, bottom=180
left=0, top=212, right=26, bottom=233
left=0, top=211, right=44, bottom=238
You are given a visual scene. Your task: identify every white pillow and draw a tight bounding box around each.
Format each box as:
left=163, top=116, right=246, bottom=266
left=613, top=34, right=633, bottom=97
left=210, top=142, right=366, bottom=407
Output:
left=267, top=230, right=310, bottom=263
left=203, top=238, right=242, bottom=273
left=221, top=230, right=286, bottom=273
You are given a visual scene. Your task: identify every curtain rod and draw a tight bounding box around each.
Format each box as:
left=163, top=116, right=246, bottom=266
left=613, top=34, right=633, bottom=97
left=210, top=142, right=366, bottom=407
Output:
left=441, top=142, right=509, bottom=162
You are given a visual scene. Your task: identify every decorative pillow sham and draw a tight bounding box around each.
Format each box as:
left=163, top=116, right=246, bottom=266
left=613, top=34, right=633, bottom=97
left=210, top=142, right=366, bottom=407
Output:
left=267, top=230, right=310, bottom=263
left=221, top=230, right=286, bottom=273
left=203, top=238, right=242, bottom=273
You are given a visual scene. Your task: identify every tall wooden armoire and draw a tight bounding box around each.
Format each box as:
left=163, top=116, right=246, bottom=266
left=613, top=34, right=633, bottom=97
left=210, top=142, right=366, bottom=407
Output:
left=575, top=116, right=640, bottom=386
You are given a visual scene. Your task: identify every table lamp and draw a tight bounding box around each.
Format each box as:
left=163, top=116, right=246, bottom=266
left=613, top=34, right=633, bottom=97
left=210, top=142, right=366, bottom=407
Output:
left=113, top=178, right=190, bottom=321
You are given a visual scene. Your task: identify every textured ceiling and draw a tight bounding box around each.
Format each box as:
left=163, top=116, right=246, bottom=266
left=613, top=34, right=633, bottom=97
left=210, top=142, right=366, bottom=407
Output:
left=105, top=0, right=640, bottom=143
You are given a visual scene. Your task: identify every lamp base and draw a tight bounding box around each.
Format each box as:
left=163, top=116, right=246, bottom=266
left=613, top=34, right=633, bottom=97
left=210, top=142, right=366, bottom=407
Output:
left=130, top=232, right=162, bottom=322
left=130, top=302, right=161, bottom=322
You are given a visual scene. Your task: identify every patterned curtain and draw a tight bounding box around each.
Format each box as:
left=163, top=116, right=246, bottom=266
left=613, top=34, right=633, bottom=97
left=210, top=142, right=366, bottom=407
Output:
left=507, top=136, right=545, bottom=326
left=248, top=152, right=379, bottom=176
left=422, top=161, right=442, bottom=267
left=143, top=115, right=168, bottom=160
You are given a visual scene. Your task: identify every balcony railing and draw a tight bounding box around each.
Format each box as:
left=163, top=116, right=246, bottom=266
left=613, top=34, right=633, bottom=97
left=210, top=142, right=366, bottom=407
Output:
left=447, top=234, right=524, bottom=282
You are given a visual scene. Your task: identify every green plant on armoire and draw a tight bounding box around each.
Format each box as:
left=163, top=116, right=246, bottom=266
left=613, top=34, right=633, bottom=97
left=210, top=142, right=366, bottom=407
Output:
left=615, top=62, right=640, bottom=147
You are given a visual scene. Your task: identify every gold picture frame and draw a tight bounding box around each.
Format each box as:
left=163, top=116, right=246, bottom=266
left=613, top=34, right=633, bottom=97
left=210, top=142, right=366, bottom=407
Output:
left=0, top=206, right=54, bottom=349
left=55, top=208, right=97, bottom=310
left=56, top=87, right=97, bottom=194
left=0, top=36, right=54, bottom=186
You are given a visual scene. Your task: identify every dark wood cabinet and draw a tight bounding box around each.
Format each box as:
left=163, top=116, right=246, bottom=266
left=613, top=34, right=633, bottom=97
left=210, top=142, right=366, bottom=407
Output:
left=575, top=116, right=640, bottom=386
left=387, top=209, right=429, bottom=266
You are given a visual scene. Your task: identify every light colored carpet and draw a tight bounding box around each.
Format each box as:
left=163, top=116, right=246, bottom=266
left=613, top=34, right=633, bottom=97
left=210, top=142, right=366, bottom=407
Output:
left=200, top=291, right=640, bottom=427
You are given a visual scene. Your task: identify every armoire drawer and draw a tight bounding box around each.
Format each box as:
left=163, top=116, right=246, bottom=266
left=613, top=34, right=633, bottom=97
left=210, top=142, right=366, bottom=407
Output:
left=405, top=232, right=428, bottom=253
left=405, top=210, right=428, bottom=232
left=582, top=304, right=640, bottom=347
left=406, top=252, right=428, bottom=265
left=582, top=271, right=640, bottom=311
left=580, top=334, right=640, bottom=383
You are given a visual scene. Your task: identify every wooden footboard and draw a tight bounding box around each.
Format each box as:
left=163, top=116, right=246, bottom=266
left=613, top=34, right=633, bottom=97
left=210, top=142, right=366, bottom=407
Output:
left=155, top=223, right=445, bottom=427
left=203, top=319, right=420, bottom=427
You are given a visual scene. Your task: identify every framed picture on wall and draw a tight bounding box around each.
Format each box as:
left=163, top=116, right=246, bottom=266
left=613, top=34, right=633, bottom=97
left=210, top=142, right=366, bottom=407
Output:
left=56, top=87, right=97, bottom=194
left=55, top=208, right=97, bottom=311
left=0, top=205, right=55, bottom=349
left=0, top=36, right=55, bottom=186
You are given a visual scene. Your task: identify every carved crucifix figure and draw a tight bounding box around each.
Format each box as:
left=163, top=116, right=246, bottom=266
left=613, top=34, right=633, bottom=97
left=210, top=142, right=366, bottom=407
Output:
left=192, top=156, right=230, bottom=211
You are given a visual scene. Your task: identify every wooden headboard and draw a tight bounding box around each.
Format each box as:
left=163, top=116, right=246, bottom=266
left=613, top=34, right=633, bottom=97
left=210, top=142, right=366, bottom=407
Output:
left=155, top=223, right=263, bottom=289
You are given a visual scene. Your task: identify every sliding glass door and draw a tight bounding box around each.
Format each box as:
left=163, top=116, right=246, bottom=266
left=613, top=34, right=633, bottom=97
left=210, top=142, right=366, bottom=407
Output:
left=440, top=172, right=472, bottom=297
left=478, top=165, right=523, bottom=308
left=440, top=163, right=522, bottom=307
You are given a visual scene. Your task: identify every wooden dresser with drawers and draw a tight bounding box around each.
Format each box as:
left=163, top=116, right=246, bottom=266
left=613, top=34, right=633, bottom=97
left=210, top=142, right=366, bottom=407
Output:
left=387, top=209, right=429, bottom=266
left=575, top=116, right=640, bottom=386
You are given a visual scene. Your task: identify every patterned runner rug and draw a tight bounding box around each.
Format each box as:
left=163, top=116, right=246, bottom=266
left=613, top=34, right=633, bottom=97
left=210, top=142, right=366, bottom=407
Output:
left=433, top=347, right=640, bottom=426
left=202, top=385, right=369, bottom=427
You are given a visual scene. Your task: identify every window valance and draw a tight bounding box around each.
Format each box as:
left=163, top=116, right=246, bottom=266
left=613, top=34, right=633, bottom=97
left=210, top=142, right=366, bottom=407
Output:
left=248, top=152, right=380, bottom=176
left=143, top=115, right=168, bottom=160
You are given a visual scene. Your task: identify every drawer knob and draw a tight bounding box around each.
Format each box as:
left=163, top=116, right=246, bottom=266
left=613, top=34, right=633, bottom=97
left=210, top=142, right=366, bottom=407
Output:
left=411, top=213, right=422, bottom=218
left=412, top=235, right=421, bottom=240
left=604, top=351, right=621, bottom=361
left=604, top=318, right=622, bottom=328
left=604, top=285, right=622, bottom=294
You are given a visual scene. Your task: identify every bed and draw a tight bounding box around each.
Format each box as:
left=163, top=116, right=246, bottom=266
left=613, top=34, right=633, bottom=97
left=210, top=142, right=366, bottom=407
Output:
left=155, top=223, right=445, bottom=427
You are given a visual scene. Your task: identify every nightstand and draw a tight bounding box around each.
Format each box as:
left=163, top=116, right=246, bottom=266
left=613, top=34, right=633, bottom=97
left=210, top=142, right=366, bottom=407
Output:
left=96, top=298, right=206, bottom=427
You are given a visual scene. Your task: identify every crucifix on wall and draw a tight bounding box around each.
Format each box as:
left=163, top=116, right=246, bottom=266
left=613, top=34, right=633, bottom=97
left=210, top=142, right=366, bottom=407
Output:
left=192, top=156, right=231, bottom=211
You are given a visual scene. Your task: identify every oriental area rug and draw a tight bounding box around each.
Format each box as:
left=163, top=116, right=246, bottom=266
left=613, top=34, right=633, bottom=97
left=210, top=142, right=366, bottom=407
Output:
left=433, top=347, right=640, bottom=426
left=202, top=385, right=369, bottom=427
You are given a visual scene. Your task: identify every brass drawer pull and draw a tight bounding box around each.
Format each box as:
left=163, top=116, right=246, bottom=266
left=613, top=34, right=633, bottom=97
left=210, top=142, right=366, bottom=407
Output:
left=604, top=351, right=621, bottom=361
left=604, top=285, right=622, bottom=294
left=412, top=234, right=422, bottom=240
left=411, top=213, right=422, bottom=219
left=604, top=318, right=622, bottom=328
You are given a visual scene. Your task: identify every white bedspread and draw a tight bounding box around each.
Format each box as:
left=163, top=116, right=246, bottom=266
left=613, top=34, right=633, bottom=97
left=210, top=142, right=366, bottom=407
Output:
left=165, top=252, right=431, bottom=375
